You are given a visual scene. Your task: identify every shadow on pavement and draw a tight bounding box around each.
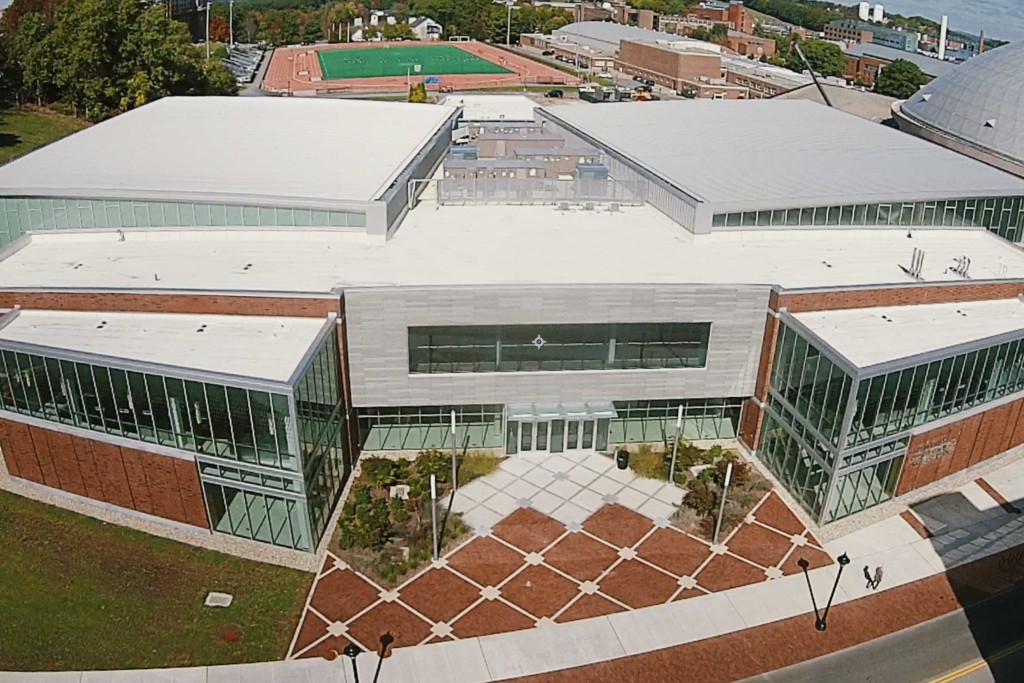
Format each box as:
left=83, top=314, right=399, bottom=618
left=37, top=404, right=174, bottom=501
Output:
left=914, top=490, right=1024, bottom=681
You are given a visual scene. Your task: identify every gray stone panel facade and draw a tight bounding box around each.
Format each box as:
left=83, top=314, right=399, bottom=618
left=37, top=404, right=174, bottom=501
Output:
left=344, top=284, right=769, bottom=407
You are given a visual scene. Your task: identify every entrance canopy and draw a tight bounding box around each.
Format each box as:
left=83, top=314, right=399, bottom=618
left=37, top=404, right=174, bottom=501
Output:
left=507, top=402, right=617, bottom=421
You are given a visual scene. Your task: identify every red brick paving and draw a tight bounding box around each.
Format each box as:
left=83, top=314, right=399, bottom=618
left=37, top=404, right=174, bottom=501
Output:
left=635, top=528, right=711, bottom=577
left=446, top=536, right=525, bottom=586
left=346, top=601, right=432, bottom=650
left=500, top=565, right=580, bottom=618
left=725, top=522, right=796, bottom=568
left=300, top=634, right=351, bottom=660
left=780, top=544, right=833, bottom=575
left=900, top=510, right=933, bottom=539
left=583, top=504, right=655, bottom=548
left=450, top=597, right=537, bottom=638
left=493, top=507, right=566, bottom=554
left=695, top=553, right=769, bottom=592
left=753, top=491, right=808, bottom=537
left=397, top=568, right=481, bottom=623
left=555, top=593, right=626, bottom=623
left=598, top=560, right=680, bottom=609
left=544, top=532, right=620, bottom=581
left=309, top=568, right=381, bottom=623
left=293, top=491, right=831, bottom=660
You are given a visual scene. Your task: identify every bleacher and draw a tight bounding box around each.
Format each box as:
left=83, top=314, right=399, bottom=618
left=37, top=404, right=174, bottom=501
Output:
left=223, top=45, right=265, bottom=84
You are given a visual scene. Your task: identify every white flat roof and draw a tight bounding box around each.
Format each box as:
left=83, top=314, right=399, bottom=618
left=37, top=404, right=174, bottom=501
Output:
left=0, top=310, right=329, bottom=382
left=1, top=202, right=1023, bottom=292
left=0, top=97, right=456, bottom=208
left=794, top=298, right=1024, bottom=369
left=540, top=100, right=1024, bottom=207
left=441, top=94, right=538, bottom=122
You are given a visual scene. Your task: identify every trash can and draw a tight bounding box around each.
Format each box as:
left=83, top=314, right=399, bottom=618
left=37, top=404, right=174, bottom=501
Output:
left=616, top=449, right=629, bottom=470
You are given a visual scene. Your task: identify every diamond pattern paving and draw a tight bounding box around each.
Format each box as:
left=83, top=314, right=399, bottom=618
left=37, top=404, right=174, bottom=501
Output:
left=290, top=455, right=833, bottom=660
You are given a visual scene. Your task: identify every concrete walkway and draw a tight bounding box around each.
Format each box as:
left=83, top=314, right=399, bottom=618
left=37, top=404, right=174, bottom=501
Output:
left=6, top=457, right=1024, bottom=683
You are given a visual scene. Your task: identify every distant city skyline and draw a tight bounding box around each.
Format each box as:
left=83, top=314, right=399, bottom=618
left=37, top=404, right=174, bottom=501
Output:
left=875, top=0, right=1023, bottom=42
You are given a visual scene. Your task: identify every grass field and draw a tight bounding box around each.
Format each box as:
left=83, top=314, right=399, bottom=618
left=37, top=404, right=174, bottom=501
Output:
left=317, top=44, right=512, bottom=80
left=0, top=107, right=88, bottom=166
left=0, top=490, right=312, bottom=672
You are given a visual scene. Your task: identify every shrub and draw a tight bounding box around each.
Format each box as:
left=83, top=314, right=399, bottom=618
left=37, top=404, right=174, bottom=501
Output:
left=675, top=440, right=704, bottom=468
left=406, top=474, right=428, bottom=502
left=459, top=451, right=502, bottom=486
left=713, top=458, right=750, bottom=488
left=629, top=443, right=668, bottom=480
left=338, top=488, right=393, bottom=551
left=684, top=477, right=718, bottom=516
left=389, top=496, right=409, bottom=524
left=415, top=448, right=451, bottom=484
left=361, top=456, right=401, bottom=487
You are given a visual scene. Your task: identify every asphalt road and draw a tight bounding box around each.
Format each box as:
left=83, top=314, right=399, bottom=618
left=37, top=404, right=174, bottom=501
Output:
left=735, top=583, right=1024, bottom=683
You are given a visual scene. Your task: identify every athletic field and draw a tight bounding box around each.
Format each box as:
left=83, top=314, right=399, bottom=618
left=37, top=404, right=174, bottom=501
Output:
left=317, top=44, right=513, bottom=80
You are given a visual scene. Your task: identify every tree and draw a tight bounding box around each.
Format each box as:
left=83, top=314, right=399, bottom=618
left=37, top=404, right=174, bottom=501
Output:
left=209, top=15, right=230, bottom=43
left=874, top=58, right=929, bottom=99
left=381, top=22, right=415, bottom=41
left=792, top=38, right=845, bottom=78
left=408, top=81, right=427, bottom=102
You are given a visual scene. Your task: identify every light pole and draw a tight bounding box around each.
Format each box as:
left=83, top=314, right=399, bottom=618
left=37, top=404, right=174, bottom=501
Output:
left=506, top=0, right=514, bottom=47
left=450, top=409, right=458, bottom=490
left=798, top=552, right=850, bottom=631
left=343, top=642, right=362, bottom=683
left=229, top=0, right=234, bottom=48
left=668, top=404, right=682, bottom=483
left=205, top=1, right=211, bottom=59
left=372, top=632, right=394, bottom=683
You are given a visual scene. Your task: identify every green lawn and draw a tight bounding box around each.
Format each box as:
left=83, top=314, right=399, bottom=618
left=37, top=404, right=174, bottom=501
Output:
left=0, top=490, right=312, bottom=672
left=318, top=44, right=512, bottom=80
left=0, top=107, right=89, bottom=166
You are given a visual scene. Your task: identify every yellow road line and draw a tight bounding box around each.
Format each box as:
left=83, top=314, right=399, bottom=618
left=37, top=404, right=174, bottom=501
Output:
left=930, top=639, right=1024, bottom=683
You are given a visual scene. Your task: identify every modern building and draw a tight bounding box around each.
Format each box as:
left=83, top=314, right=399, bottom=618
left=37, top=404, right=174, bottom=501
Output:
left=893, top=40, right=1024, bottom=180
left=774, top=82, right=897, bottom=124
left=843, top=43, right=958, bottom=87
left=409, top=16, right=443, bottom=41
left=3, top=96, right=1024, bottom=560
left=825, top=19, right=919, bottom=52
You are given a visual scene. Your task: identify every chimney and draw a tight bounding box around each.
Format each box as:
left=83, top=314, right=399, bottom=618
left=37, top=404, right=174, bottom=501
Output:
left=938, top=15, right=948, bottom=60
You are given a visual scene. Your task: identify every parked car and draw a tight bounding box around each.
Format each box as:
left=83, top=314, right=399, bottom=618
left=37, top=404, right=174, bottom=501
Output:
left=440, top=86, right=453, bottom=93
left=545, top=89, right=564, bottom=98
left=541, top=50, right=555, bottom=56
left=597, top=71, right=613, bottom=78
left=632, top=74, right=644, bottom=82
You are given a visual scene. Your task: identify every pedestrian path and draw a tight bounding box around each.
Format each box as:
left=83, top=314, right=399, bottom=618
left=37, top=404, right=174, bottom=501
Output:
left=5, top=456, right=1024, bottom=683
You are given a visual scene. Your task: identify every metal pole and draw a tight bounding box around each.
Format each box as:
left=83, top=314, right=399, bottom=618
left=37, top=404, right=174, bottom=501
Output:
left=712, top=462, right=733, bottom=545
left=430, top=474, right=439, bottom=561
left=451, top=409, right=458, bottom=490
left=407, top=65, right=410, bottom=91
left=816, top=553, right=850, bottom=631
left=506, top=1, right=512, bottom=46
left=205, top=2, right=211, bottom=59
left=668, top=404, right=682, bottom=483
left=229, top=0, right=234, bottom=48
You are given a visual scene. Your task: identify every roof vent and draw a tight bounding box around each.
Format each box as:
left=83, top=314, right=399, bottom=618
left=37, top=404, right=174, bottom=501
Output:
left=921, top=93, right=931, bottom=101
left=197, top=324, right=208, bottom=333
left=96, top=320, right=107, bottom=329
left=242, top=263, right=253, bottom=271
left=902, top=247, right=925, bottom=280
left=985, top=119, right=997, bottom=128
left=821, top=260, right=832, bottom=269
left=946, top=255, right=971, bottom=279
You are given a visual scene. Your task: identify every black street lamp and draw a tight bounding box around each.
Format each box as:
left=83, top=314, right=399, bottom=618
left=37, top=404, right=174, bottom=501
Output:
left=798, top=552, right=850, bottom=632
left=343, top=642, right=362, bottom=683
left=372, top=632, right=395, bottom=683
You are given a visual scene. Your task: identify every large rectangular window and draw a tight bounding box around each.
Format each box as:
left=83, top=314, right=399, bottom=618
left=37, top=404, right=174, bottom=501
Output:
left=408, top=323, right=712, bottom=374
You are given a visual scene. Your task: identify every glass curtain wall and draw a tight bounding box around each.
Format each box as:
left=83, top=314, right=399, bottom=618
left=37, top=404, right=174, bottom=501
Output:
left=358, top=405, right=504, bottom=451
left=0, top=327, right=350, bottom=552
left=408, top=323, right=711, bottom=374
left=0, top=196, right=367, bottom=247
left=711, top=196, right=1024, bottom=243
left=609, top=398, right=742, bottom=442
left=845, top=335, right=1024, bottom=448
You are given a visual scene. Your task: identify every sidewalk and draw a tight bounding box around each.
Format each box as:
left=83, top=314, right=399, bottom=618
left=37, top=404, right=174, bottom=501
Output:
left=5, top=457, right=1024, bottom=683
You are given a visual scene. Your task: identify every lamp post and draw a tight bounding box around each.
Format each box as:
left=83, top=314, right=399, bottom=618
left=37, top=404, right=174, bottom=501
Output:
left=505, top=0, right=515, bottom=47
left=343, top=642, right=362, bottom=683
left=668, top=404, right=682, bottom=483
left=205, top=1, right=211, bottom=59
left=798, top=552, right=850, bottom=631
left=229, top=0, right=235, bottom=48
left=372, top=632, right=394, bottom=683
left=451, top=409, right=458, bottom=491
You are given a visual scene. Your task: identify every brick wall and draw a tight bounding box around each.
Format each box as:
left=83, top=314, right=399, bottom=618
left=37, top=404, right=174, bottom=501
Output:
left=776, top=282, right=1024, bottom=314
left=618, top=40, right=721, bottom=89
left=899, top=397, right=1024, bottom=495
left=0, top=418, right=209, bottom=528
left=0, top=291, right=340, bottom=318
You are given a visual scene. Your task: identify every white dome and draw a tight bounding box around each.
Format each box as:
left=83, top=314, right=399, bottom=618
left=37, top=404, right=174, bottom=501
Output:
left=899, top=42, right=1024, bottom=167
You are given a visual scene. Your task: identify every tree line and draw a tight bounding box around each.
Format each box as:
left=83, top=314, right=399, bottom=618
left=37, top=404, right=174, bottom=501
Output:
left=221, top=0, right=572, bottom=47
left=0, top=0, right=237, bottom=120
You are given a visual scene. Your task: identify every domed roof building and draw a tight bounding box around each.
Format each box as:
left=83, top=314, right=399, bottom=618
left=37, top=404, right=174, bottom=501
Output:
left=893, top=41, right=1024, bottom=178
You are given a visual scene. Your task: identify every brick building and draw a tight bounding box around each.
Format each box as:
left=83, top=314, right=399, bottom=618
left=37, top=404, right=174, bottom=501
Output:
left=2, top=96, right=1024, bottom=557
left=616, top=40, right=722, bottom=91
left=843, top=43, right=957, bottom=87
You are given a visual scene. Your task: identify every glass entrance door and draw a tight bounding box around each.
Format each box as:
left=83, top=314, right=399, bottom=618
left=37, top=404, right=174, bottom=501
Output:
left=506, top=417, right=610, bottom=455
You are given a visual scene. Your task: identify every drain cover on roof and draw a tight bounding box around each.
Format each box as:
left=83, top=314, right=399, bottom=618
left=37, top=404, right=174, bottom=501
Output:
left=205, top=592, right=234, bottom=608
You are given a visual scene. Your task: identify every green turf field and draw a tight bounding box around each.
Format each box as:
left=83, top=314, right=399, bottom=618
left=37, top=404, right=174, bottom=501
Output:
left=317, top=44, right=512, bottom=80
